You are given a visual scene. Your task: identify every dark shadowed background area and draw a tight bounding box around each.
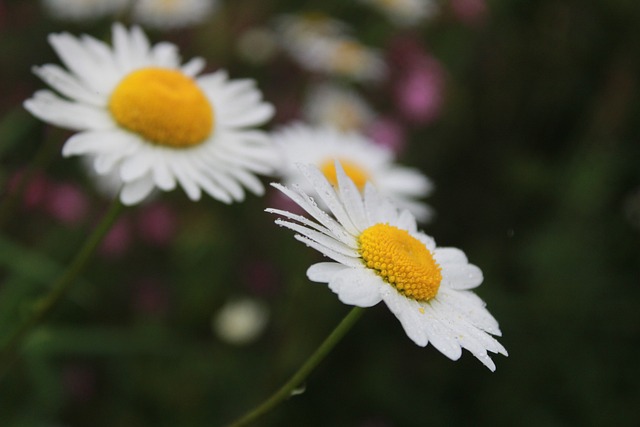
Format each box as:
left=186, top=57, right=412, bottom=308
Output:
left=0, top=0, right=639, bottom=426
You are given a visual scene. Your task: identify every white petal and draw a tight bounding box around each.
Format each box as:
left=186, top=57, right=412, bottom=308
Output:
left=441, top=263, right=483, bottom=290
left=434, top=248, right=468, bottom=265
left=120, top=149, right=154, bottom=182
left=150, top=42, right=180, bottom=68
left=198, top=163, right=245, bottom=202
left=182, top=57, right=206, bottom=76
left=307, top=262, right=349, bottom=283
left=395, top=209, right=417, bottom=233
left=119, top=175, right=155, bottom=205
left=24, top=91, right=113, bottom=131
left=270, top=183, right=355, bottom=246
left=327, top=268, right=383, bottom=307
left=185, top=159, right=234, bottom=203
left=128, top=25, right=151, bottom=67
left=222, top=166, right=265, bottom=196
left=151, top=154, right=176, bottom=190
left=275, top=219, right=357, bottom=257
left=381, top=289, right=428, bottom=346
left=383, top=167, right=433, bottom=197
left=265, top=208, right=340, bottom=244
left=293, top=235, right=362, bottom=268
left=48, top=32, right=111, bottom=93
left=62, top=130, right=133, bottom=157
left=298, top=163, right=360, bottom=235
left=436, top=288, right=501, bottom=336
left=223, top=103, right=274, bottom=128
left=32, top=64, right=105, bottom=106
left=364, top=183, right=399, bottom=225
left=336, top=161, right=368, bottom=230
left=112, top=23, right=136, bottom=72
left=169, top=156, right=202, bottom=200
left=415, top=303, right=463, bottom=360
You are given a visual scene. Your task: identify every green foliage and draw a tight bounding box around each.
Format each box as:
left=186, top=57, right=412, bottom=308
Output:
left=0, top=0, right=639, bottom=426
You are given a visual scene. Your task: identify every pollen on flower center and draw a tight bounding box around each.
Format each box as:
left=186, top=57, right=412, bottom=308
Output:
left=109, top=67, right=213, bottom=148
left=320, top=159, right=370, bottom=190
left=358, top=223, right=442, bottom=302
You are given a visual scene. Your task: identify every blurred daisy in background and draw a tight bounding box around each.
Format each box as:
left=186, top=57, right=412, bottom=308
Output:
left=275, top=13, right=386, bottom=82
left=131, top=0, right=218, bottom=30
left=236, top=26, right=279, bottom=65
left=267, top=163, right=507, bottom=371
left=272, top=123, right=433, bottom=221
left=24, top=24, right=279, bottom=206
left=41, top=0, right=128, bottom=21
left=302, top=82, right=376, bottom=132
left=358, top=0, right=439, bottom=27
left=213, top=298, right=269, bottom=345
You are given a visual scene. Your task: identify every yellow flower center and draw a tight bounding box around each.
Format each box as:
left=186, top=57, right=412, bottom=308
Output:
left=359, top=223, right=442, bottom=302
left=108, top=67, right=214, bottom=148
left=320, top=159, right=370, bottom=190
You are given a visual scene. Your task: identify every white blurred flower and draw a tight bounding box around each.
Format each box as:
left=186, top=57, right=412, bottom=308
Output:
left=358, top=0, right=439, bottom=27
left=303, top=83, right=376, bottom=132
left=25, top=24, right=278, bottom=206
left=236, top=27, right=279, bottom=65
left=272, top=123, right=433, bottom=221
left=132, top=0, right=218, bottom=30
left=41, top=0, right=128, bottom=21
left=275, top=13, right=386, bottom=82
left=213, top=299, right=269, bottom=345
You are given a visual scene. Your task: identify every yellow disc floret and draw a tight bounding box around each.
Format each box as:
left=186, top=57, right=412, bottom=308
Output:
left=109, top=67, right=213, bottom=148
left=320, top=159, right=370, bottom=190
left=359, top=223, right=442, bottom=302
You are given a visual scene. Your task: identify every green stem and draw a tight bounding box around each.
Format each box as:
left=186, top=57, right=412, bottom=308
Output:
left=226, top=307, right=365, bottom=427
left=0, top=198, right=125, bottom=380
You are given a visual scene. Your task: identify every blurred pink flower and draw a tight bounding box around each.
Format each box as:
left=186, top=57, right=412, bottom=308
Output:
left=45, top=182, right=89, bottom=226
left=394, top=56, right=445, bottom=124
left=7, top=169, right=48, bottom=210
left=387, top=37, right=446, bottom=125
left=99, top=216, right=132, bottom=258
left=365, top=117, right=407, bottom=154
left=450, top=0, right=488, bottom=27
left=136, top=202, right=177, bottom=246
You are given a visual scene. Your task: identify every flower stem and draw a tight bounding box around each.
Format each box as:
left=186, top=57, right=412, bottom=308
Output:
left=0, top=198, right=125, bottom=380
left=226, top=306, right=365, bottom=427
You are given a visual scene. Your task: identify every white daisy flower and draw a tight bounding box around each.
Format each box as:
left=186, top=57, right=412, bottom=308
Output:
left=358, top=0, right=439, bottom=27
left=267, top=163, right=507, bottom=371
left=303, top=82, right=376, bottom=132
left=132, top=0, right=218, bottom=30
left=41, top=0, right=128, bottom=21
left=24, top=24, right=278, bottom=206
left=272, top=123, right=433, bottom=221
left=275, top=13, right=386, bottom=82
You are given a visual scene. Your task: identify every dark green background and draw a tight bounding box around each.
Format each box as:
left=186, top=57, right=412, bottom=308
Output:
left=0, top=0, right=639, bottom=426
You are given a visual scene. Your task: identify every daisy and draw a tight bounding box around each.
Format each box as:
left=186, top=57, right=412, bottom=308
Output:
left=272, top=123, right=433, bottom=221
left=24, top=23, right=278, bottom=206
left=274, top=13, right=386, bottom=82
left=267, top=163, right=507, bottom=370
left=302, top=82, right=376, bottom=132
left=131, top=0, right=218, bottom=30
left=41, top=0, right=128, bottom=21
left=358, top=0, right=439, bottom=27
